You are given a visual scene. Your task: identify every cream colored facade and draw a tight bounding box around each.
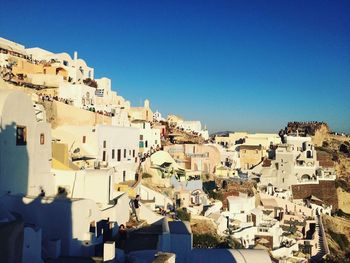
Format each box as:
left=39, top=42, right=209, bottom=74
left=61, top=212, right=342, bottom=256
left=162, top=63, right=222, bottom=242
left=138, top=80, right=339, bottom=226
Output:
left=240, top=145, right=264, bottom=170
left=216, top=132, right=281, bottom=149
left=215, top=132, right=248, bottom=148
left=164, top=144, right=221, bottom=174
left=128, top=99, right=153, bottom=122
left=167, top=114, right=183, bottom=126
left=244, top=133, right=281, bottom=149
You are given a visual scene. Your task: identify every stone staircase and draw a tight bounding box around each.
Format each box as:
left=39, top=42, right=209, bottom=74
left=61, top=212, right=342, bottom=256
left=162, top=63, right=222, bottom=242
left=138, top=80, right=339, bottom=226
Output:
left=311, top=215, right=329, bottom=262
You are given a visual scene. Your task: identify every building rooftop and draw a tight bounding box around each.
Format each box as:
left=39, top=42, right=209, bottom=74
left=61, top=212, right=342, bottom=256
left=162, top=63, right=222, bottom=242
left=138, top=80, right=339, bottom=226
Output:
left=169, top=221, right=191, bottom=235
left=240, top=145, right=263, bottom=150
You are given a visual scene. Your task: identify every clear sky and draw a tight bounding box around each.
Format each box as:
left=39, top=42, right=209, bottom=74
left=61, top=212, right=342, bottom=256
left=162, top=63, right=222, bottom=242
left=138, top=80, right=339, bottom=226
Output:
left=1, top=0, right=349, bottom=133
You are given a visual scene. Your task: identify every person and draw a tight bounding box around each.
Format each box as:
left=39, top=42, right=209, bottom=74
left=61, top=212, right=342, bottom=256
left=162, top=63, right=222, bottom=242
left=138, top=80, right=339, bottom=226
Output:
left=133, top=195, right=141, bottom=222
left=118, top=224, right=127, bottom=248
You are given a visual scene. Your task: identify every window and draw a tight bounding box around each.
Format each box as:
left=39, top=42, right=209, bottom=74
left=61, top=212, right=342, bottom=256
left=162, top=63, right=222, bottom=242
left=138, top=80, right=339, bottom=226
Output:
left=83, top=136, right=86, bottom=143
left=112, top=149, right=115, bottom=159
left=40, top=133, right=45, bottom=145
left=16, top=126, right=27, bottom=145
left=124, top=149, right=126, bottom=158
left=117, top=149, right=121, bottom=161
left=102, top=151, right=106, bottom=162
left=103, top=140, right=106, bottom=148
left=123, top=171, right=126, bottom=182
left=155, top=140, right=158, bottom=145
left=145, top=141, right=148, bottom=148
left=129, top=150, right=131, bottom=155
left=140, top=135, right=143, bottom=140
left=133, top=150, right=135, bottom=157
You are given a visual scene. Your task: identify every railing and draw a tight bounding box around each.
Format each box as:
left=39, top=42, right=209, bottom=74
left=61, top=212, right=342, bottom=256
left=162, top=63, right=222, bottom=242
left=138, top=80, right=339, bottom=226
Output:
left=318, top=215, right=330, bottom=256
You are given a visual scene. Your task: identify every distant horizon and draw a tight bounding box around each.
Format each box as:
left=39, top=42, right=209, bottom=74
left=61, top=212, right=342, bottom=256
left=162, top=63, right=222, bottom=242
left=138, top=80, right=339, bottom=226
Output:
left=1, top=0, right=349, bottom=133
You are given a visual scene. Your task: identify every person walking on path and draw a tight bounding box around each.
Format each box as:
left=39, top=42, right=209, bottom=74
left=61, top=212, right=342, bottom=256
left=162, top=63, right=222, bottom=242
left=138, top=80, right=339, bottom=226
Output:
left=131, top=195, right=141, bottom=222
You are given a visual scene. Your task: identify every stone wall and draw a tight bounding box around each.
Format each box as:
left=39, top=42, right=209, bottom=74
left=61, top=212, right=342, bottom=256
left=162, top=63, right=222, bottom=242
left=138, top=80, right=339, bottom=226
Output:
left=292, top=181, right=338, bottom=210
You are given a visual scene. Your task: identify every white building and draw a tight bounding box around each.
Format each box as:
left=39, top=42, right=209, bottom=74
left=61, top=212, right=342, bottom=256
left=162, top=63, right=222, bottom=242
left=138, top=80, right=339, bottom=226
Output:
left=52, top=124, right=139, bottom=182
left=0, top=90, right=54, bottom=196
left=59, top=82, right=96, bottom=108
left=26, top=48, right=94, bottom=84
left=176, top=120, right=209, bottom=140
left=257, top=136, right=335, bottom=190
left=226, top=193, right=256, bottom=226
left=245, top=133, right=281, bottom=149
left=131, top=121, right=161, bottom=154
left=153, top=110, right=165, bottom=122
left=0, top=195, right=104, bottom=257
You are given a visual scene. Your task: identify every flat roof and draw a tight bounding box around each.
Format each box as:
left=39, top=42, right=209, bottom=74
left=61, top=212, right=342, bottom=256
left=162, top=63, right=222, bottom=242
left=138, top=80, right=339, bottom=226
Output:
left=169, top=221, right=191, bottom=235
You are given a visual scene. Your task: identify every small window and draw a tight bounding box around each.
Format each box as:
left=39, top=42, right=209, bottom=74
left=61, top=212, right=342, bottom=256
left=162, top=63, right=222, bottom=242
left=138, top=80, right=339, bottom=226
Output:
left=83, top=136, right=86, bottom=143
left=117, top=149, right=121, bottom=161
left=133, top=150, right=135, bottom=157
left=103, top=140, right=106, bottom=148
left=16, top=126, right=27, bottom=145
left=124, top=149, right=126, bottom=158
left=112, top=149, right=115, bottom=159
left=140, top=135, right=143, bottom=140
left=123, top=171, right=126, bottom=182
left=40, top=133, right=45, bottom=145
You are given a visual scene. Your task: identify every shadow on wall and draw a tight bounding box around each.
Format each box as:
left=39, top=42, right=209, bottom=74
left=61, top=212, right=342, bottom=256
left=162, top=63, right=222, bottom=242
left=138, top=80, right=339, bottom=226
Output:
left=0, top=194, right=115, bottom=261
left=0, top=122, right=29, bottom=196
left=0, top=123, right=115, bottom=261
left=0, top=122, right=29, bottom=263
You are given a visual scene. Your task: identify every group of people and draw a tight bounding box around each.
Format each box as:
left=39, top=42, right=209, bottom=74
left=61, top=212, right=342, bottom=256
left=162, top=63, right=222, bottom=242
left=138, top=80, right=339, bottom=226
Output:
left=39, top=93, right=73, bottom=105
left=82, top=105, right=114, bottom=117
left=139, top=145, right=161, bottom=163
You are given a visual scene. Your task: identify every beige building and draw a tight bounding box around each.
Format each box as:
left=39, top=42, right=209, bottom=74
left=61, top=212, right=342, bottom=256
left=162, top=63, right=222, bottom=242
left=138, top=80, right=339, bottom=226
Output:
left=167, top=114, right=183, bottom=126
left=164, top=144, right=221, bottom=174
left=128, top=99, right=153, bottom=122
left=239, top=145, right=264, bottom=170
left=215, top=132, right=248, bottom=148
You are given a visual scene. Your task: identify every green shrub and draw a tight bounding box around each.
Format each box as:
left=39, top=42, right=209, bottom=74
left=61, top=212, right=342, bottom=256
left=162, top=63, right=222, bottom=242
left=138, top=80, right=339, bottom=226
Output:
left=142, top=173, right=152, bottom=179
left=329, top=230, right=349, bottom=251
left=193, top=233, right=220, bottom=248
left=193, top=234, right=243, bottom=249
left=176, top=208, right=191, bottom=221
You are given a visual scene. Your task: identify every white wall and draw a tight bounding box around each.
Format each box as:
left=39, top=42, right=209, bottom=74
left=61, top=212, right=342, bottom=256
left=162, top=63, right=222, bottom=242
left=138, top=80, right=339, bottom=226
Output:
left=228, top=194, right=255, bottom=214
left=136, top=184, right=173, bottom=210
left=0, top=90, right=54, bottom=196
left=131, top=122, right=161, bottom=153
left=0, top=195, right=102, bottom=257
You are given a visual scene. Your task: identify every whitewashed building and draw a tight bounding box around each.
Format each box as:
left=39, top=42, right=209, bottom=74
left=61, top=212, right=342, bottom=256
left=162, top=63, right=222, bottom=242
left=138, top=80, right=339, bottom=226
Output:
left=0, top=90, right=54, bottom=196
left=52, top=124, right=139, bottom=182
left=131, top=121, right=161, bottom=154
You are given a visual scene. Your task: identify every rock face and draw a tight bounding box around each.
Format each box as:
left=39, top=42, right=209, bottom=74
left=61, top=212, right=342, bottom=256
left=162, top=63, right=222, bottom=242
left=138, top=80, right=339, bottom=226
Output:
left=286, top=121, right=331, bottom=136
left=339, top=143, right=350, bottom=154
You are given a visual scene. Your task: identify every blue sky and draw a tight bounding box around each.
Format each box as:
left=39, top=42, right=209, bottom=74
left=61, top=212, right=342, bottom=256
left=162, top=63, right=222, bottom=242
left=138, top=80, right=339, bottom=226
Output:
left=1, top=0, right=349, bottom=133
